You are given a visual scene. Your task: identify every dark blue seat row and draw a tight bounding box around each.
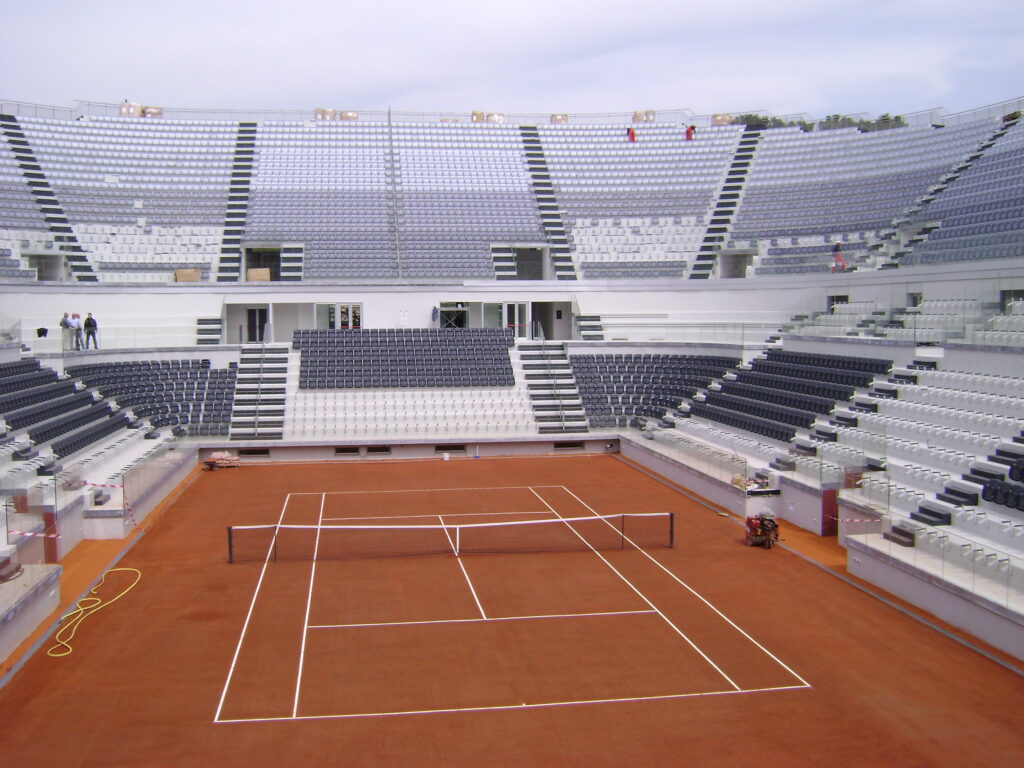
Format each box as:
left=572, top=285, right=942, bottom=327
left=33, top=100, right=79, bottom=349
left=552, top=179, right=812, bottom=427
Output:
left=0, top=369, right=58, bottom=396
left=6, top=391, right=95, bottom=431
left=52, top=413, right=130, bottom=459
left=572, top=354, right=737, bottom=424
left=718, top=381, right=837, bottom=416
left=0, top=380, right=77, bottom=415
left=704, top=392, right=816, bottom=429
left=735, top=370, right=856, bottom=401
left=688, top=401, right=797, bottom=443
left=764, top=349, right=892, bottom=375
left=28, top=403, right=112, bottom=445
left=981, top=479, right=1024, bottom=510
left=751, top=359, right=875, bottom=388
left=68, top=360, right=237, bottom=431
left=0, top=358, right=42, bottom=380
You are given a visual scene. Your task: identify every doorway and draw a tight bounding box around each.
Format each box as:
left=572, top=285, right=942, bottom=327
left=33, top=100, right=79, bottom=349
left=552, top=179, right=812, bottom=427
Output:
left=482, top=302, right=530, bottom=337
left=439, top=302, right=469, bottom=329
left=244, top=248, right=281, bottom=281
left=247, top=308, right=268, bottom=342
left=24, top=253, right=67, bottom=281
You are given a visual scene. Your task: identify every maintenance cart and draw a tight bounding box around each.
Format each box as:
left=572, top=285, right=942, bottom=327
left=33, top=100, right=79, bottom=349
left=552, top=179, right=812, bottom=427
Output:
left=745, top=513, right=780, bottom=549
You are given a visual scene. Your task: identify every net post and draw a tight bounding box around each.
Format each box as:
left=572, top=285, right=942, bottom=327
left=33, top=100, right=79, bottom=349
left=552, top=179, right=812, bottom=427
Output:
left=227, top=525, right=233, bottom=564
left=669, top=512, right=675, bottom=548
left=455, top=526, right=461, bottom=557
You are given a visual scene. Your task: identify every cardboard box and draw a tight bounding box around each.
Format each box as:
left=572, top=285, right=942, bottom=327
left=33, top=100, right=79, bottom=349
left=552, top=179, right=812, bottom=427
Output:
left=174, top=268, right=201, bottom=282
left=246, top=268, right=271, bottom=282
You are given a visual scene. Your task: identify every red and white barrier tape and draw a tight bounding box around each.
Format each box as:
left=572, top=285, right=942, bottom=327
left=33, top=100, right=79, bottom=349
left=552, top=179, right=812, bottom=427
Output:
left=8, top=529, right=60, bottom=538
left=76, top=480, right=136, bottom=526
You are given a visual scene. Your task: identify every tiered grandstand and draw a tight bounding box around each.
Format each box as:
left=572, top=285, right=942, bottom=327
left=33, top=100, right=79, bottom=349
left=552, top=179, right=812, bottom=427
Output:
left=1, top=95, right=1023, bottom=664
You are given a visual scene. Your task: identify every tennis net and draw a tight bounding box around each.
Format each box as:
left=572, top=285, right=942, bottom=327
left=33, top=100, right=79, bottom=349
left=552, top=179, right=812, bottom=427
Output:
left=226, top=512, right=673, bottom=563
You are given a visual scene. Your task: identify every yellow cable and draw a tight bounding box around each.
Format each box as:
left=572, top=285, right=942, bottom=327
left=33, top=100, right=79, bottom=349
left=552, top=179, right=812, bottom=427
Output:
left=46, top=567, right=142, bottom=658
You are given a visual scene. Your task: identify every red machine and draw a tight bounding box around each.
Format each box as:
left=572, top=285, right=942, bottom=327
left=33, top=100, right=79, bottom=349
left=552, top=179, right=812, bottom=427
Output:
left=745, top=514, right=780, bottom=548
left=202, top=451, right=240, bottom=471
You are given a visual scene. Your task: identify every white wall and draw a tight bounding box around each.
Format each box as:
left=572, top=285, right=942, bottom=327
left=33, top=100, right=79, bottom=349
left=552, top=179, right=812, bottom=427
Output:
left=3, top=257, right=1024, bottom=347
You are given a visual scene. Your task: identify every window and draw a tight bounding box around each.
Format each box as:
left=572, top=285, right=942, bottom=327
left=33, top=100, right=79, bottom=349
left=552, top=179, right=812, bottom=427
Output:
left=315, top=303, right=362, bottom=329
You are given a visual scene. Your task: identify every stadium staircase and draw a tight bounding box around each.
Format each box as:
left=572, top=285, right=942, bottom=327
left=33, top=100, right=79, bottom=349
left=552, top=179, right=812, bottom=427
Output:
left=229, top=343, right=287, bottom=440
left=195, top=317, right=224, bottom=345
left=216, top=122, right=258, bottom=282
left=576, top=315, right=605, bottom=341
left=0, top=114, right=97, bottom=282
left=880, top=113, right=1022, bottom=269
left=386, top=120, right=403, bottom=278
left=280, top=243, right=305, bottom=281
left=518, top=126, right=577, bottom=280
left=516, top=341, right=588, bottom=434
left=690, top=128, right=762, bottom=279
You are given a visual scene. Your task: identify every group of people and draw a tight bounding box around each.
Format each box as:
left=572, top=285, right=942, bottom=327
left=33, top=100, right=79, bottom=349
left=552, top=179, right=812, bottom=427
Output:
left=59, top=312, right=99, bottom=350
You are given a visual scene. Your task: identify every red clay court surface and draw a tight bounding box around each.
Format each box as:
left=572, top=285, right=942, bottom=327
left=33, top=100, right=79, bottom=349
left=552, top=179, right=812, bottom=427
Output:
left=1, top=454, right=1022, bottom=767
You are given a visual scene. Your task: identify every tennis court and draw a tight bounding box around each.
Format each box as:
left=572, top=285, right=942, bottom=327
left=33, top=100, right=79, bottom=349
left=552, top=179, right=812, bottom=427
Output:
left=1, top=454, right=1022, bottom=767
left=214, top=485, right=806, bottom=723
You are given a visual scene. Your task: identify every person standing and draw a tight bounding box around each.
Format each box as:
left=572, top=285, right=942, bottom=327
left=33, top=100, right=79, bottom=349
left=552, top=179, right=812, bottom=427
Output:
left=685, top=124, right=696, bottom=141
left=70, top=313, right=83, bottom=350
left=84, top=312, right=99, bottom=349
left=59, top=312, right=72, bottom=351
left=832, top=242, right=847, bottom=273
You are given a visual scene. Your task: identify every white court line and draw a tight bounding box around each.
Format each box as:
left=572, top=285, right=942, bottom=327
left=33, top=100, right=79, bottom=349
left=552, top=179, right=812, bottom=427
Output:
left=529, top=487, right=742, bottom=692
left=438, top=514, right=487, bottom=619
left=309, top=609, right=657, bottom=630
left=289, top=485, right=568, bottom=496
left=559, top=485, right=811, bottom=688
left=322, top=509, right=554, bottom=523
left=213, top=683, right=810, bottom=724
left=213, top=493, right=293, bottom=723
left=291, top=492, right=327, bottom=718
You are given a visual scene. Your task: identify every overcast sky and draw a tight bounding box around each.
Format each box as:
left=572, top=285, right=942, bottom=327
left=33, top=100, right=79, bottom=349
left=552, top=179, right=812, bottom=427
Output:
left=2, top=0, right=1021, bottom=119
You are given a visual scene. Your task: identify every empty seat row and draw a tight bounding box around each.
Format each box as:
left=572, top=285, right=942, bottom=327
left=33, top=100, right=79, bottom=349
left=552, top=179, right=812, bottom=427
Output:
left=0, top=380, right=77, bottom=415
left=688, top=401, right=797, bottom=443
left=703, top=391, right=816, bottom=429
left=28, top=403, right=113, bottom=445
left=750, top=359, right=875, bottom=388
left=52, top=413, right=130, bottom=459
left=0, top=358, right=42, bottom=379
left=764, top=349, right=892, bottom=374
left=0, top=369, right=59, bottom=396
left=6, top=391, right=95, bottom=431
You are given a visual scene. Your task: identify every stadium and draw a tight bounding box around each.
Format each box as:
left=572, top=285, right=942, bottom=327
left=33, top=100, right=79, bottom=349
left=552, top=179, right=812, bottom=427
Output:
left=1, top=88, right=1023, bottom=765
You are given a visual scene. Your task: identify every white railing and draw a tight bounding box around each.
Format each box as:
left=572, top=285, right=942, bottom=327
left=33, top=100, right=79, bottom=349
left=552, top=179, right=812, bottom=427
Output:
left=2, top=96, right=1020, bottom=130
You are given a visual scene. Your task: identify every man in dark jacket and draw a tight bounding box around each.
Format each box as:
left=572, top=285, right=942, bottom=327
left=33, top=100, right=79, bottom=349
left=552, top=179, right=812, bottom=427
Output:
left=84, top=313, right=99, bottom=349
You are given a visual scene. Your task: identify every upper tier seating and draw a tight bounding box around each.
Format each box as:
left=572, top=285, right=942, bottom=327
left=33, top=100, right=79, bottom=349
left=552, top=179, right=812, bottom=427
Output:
left=537, top=124, right=742, bottom=276
left=734, top=121, right=997, bottom=239
left=246, top=122, right=395, bottom=279
left=903, top=120, right=1024, bottom=265
left=390, top=123, right=545, bottom=278
left=17, top=116, right=237, bottom=228
left=0, top=107, right=1020, bottom=282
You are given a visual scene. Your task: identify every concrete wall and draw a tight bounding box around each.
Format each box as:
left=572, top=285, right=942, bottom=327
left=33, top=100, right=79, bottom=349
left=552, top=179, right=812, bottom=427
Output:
left=4, top=257, right=1022, bottom=350
left=846, top=539, right=1024, bottom=661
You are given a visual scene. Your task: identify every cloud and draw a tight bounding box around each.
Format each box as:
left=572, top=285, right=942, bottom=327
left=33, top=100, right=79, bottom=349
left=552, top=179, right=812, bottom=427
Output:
left=2, top=0, right=1021, bottom=119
